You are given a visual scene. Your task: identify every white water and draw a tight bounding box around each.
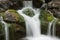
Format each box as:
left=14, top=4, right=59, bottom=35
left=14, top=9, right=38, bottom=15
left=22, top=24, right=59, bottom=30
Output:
left=17, top=7, right=41, bottom=37
left=52, top=18, right=58, bottom=37
left=48, top=20, right=54, bottom=36
left=23, top=1, right=32, bottom=7
left=0, top=1, right=59, bottom=40
left=17, top=7, right=60, bottom=40
left=17, top=1, right=60, bottom=40
left=0, top=16, right=9, bottom=40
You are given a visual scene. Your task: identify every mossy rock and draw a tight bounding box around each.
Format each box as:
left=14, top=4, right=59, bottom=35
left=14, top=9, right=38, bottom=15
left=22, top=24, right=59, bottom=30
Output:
left=56, top=19, right=60, bottom=25
left=0, top=22, right=2, bottom=30
left=39, top=10, right=54, bottom=22
left=41, top=21, right=48, bottom=34
left=22, top=8, right=35, bottom=17
left=9, top=23, right=25, bottom=32
left=0, top=12, right=5, bottom=17
left=0, top=22, right=5, bottom=34
left=55, top=19, right=60, bottom=37
left=2, top=9, right=24, bottom=22
left=9, top=23, right=26, bottom=40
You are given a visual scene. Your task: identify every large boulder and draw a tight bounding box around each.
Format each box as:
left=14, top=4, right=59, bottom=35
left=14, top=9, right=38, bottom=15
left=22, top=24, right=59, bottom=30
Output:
left=1, top=9, right=24, bottom=22
left=9, top=23, right=26, bottom=40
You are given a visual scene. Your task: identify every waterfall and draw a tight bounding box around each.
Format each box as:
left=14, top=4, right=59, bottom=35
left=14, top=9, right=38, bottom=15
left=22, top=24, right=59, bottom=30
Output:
left=17, top=7, right=40, bottom=37
left=0, top=0, right=59, bottom=40
left=17, top=7, right=59, bottom=40
left=52, top=18, right=58, bottom=37
left=48, top=20, right=54, bottom=36
left=47, top=18, right=58, bottom=37
left=0, top=16, right=9, bottom=40
left=17, top=0, right=60, bottom=40
left=23, top=1, right=32, bottom=7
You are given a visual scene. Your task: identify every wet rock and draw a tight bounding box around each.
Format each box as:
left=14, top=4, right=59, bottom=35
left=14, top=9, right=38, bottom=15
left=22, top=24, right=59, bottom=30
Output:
left=55, top=19, right=60, bottom=38
left=0, top=22, right=4, bottom=40
left=3, top=9, right=24, bottom=22
left=48, top=0, right=60, bottom=7
left=0, top=1, right=10, bottom=12
left=52, top=9, right=60, bottom=18
left=33, top=0, right=43, bottom=8
left=9, top=23, right=26, bottom=33
left=9, top=23, right=26, bottom=40
left=5, top=13, right=16, bottom=21
left=9, top=1, right=23, bottom=9
left=0, top=8, right=5, bottom=12
left=41, top=21, right=49, bottom=34
left=48, top=0, right=60, bottom=18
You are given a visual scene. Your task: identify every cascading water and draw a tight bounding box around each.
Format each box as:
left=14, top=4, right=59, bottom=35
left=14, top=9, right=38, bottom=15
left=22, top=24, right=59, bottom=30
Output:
left=17, top=7, right=60, bottom=40
left=17, top=7, right=41, bottom=37
left=48, top=18, right=58, bottom=37
left=48, top=20, right=54, bottom=36
left=47, top=10, right=58, bottom=37
left=23, top=1, right=32, bottom=7
left=0, top=16, right=9, bottom=40
left=23, top=1, right=41, bottom=37
left=52, top=18, right=58, bottom=37
left=17, top=1, right=60, bottom=40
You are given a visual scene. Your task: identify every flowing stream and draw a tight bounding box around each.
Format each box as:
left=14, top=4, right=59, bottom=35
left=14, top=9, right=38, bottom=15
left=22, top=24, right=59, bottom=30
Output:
left=17, top=1, right=60, bottom=40
left=0, top=1, right=59, bottom=40
left=17, top=7, right=59, bottom=40
left=52, top=18, right=58, bottom=37
left=0, top=16, right=9, bottom=40
left=48, top=20, right=54, bottom=36
left=17, top=7, right=41, bottom=37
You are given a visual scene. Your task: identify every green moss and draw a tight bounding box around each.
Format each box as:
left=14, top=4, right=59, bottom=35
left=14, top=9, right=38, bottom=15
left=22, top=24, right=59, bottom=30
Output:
left=0, top=9, right=24, bottom=22
left=56, top=19, right=60, bottom=25
left=40, top=10, right=54, bottom=22
left=22, top=8, right=35, bottom=17
left=0, top=22, right=4, bottom=34
left=0, top=12, right=5, bottom=17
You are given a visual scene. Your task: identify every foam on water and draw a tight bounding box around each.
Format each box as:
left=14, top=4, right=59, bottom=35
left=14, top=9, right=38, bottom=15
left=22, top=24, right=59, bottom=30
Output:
left=22, top=35, right=60, bottom=40
left=17, top=7, right=60, bottom=40
left=17, top=7, right=41, bottom=37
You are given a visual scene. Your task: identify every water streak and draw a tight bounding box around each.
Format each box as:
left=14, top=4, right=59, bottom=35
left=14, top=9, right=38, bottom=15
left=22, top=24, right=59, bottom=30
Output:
left=17, top=7, right=40, bottom=37
left=17, top=1, right=60, bottom=40
left=0, top=16, right=9, bottom=40
left=48, top=20, right=54, bottom=36
left=17, top=7, right=60, bottom=40
left=52, top=18, right=58, bottom=37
